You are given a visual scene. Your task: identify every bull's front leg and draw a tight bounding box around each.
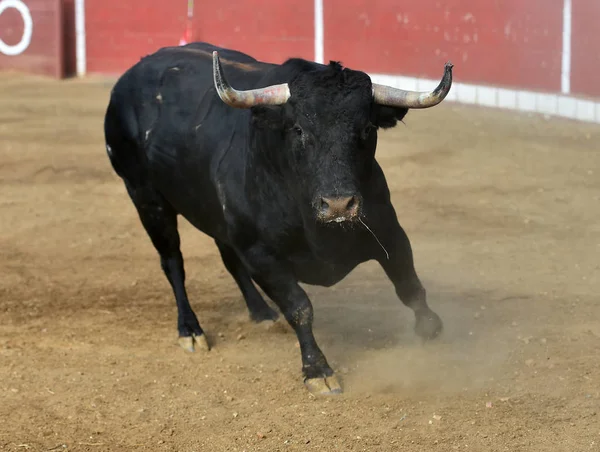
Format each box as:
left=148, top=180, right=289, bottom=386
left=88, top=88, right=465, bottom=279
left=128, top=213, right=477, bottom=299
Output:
left=242, top=245, right=342, bottom=396
left=374, top=209, right=443, bottom=340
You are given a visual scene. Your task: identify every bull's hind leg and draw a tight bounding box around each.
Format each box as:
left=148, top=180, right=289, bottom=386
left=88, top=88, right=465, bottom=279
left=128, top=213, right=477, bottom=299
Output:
left=376, top=211, right=443, bottom=340
left=125, top=182, right=209, bottom=352
left=215, top=240, right=279, bottom=322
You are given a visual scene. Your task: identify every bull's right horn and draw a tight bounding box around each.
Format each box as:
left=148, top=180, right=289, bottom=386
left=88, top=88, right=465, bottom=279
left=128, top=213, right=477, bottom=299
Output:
left=213, top=51, right=291, bottom=108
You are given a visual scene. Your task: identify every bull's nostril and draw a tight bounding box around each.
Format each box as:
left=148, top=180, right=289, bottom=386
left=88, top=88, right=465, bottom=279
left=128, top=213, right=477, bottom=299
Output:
left=319, top=198, right=330, bottom=212
left=346, top=196, right=356, bottom=211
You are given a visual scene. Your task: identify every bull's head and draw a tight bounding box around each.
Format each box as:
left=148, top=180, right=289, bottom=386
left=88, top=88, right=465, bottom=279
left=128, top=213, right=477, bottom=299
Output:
left=212, top=51, right=453, bottom=225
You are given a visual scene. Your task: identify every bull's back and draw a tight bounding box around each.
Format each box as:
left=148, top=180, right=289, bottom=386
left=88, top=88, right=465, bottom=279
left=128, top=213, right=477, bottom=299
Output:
left=104, top=42, right=273, bottom=238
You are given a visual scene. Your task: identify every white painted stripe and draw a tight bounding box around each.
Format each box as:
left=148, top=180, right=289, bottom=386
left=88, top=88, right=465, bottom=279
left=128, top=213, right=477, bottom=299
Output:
left=517, top=91, right=536, bottom=113
left=368, top=72, right=600, bottom=124
left=558, top=96, right=576, bottom=118
left=575, top=99, right=596, bottom=122
left=477, top=86, right=497, bottom=107
left=497, top=88, right=517, bottom=109
left=561, top=0, right=572, bottom=94
left=75, top=0, right=86, bottom=76
left=537, top=93, right=558, bottom=116
left=314, top=0, right=324, bottom=64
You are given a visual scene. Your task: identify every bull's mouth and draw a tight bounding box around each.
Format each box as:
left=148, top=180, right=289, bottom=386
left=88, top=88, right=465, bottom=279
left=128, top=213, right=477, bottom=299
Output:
left=316, top=212, right=361, bottom=226
left=326, top=215, right=356, bottom=224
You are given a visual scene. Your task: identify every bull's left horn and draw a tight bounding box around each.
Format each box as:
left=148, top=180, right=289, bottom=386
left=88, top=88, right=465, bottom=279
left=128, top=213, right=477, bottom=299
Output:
left=372, top=62, right=453, bottom=108
left=212, top=51, right=291, bottom=108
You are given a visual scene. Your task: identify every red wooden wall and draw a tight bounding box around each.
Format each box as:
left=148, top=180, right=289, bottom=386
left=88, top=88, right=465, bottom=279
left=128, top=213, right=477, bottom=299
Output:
left=83, top=0, right=314, bottom=75
left=323, top=0, right=599, bottom=98
left=570, top=2, right=600, bottom=98
left=190, top=0, right=314, bottom=64
left=82, top=0, right=599, bottom=99
left=0, top=0, right=599, bottom=99
left=0, top=0, right=63, bottom=78
left=84, top=0, right=186, bottom=75
left=62, top=0, right=75, bottom=76
left=324, top=0, right=564, bottom=93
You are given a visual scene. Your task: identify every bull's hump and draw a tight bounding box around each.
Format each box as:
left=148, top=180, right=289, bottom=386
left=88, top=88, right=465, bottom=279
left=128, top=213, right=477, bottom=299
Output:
left=176, top=47, right=262, bottom=73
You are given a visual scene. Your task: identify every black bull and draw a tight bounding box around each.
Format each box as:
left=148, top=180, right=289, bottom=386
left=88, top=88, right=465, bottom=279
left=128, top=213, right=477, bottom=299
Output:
left=103, top=42, right=453, bottom=395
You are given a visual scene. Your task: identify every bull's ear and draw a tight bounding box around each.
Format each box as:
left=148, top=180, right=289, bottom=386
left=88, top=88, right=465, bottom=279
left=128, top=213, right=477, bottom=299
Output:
left=250, top=105, right=284, bottom=130
left=374, top=106, right=409, bottom=129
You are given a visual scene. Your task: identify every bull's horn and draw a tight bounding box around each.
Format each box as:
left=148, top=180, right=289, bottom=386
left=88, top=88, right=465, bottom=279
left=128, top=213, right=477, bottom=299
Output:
left=372, top=62, right=453, bottom=108
left=212, top=51, right=291, bottom=108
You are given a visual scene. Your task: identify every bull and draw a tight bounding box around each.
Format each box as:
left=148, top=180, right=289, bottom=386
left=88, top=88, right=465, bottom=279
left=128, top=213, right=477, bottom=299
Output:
left=103, top=42, right=453, bottom=395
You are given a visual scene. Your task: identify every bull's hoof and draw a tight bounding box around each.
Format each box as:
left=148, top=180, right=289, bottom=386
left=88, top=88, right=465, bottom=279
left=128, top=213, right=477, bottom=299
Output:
left=178, top=334, right=210, bottom=352
left=415, top=310, right=443, bottom=340
left=304, top=375, right=343, bottom=396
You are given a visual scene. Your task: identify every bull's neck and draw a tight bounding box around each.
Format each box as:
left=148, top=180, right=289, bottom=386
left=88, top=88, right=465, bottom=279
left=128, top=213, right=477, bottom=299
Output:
left=244, top=123, right=295, bottom=212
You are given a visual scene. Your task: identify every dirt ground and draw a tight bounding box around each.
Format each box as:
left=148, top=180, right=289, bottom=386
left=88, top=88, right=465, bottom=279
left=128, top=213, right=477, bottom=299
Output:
left=0, top=72, right=599, bottom=452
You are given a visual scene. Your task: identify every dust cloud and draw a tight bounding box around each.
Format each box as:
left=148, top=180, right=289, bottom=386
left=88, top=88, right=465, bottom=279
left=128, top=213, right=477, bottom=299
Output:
left=309, top=266, right=515, bottom=397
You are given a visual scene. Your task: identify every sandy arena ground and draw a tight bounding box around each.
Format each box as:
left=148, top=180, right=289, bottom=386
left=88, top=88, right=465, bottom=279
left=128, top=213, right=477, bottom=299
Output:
left=1, top=73, right=599, bottom=451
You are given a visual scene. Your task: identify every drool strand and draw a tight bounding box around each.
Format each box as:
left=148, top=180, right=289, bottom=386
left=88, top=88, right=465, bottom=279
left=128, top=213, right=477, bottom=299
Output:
left=358, top=217, right=389, bottom=260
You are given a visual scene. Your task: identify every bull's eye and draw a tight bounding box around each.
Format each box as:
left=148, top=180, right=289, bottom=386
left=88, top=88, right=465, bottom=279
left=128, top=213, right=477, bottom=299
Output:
left=361, top=122, right=375, bottom=140
left=292, top=124, right=303, bottom=136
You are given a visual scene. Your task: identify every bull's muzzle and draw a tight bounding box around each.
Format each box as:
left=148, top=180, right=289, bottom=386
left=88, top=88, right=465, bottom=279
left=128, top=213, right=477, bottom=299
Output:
left=317, top=195, right=360, bottom=223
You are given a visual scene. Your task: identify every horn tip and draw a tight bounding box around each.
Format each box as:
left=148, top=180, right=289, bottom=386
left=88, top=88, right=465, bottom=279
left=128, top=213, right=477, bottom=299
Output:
left=444, top=61, right=454, bottom=71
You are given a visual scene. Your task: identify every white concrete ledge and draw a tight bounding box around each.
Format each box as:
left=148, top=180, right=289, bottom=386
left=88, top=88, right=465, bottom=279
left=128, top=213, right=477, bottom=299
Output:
left=369, top=73, right=600, bottom=124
